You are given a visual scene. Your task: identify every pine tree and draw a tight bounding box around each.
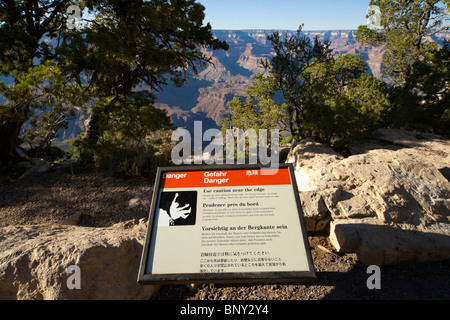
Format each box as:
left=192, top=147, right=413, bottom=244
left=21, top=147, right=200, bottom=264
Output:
left=261, top=25, right=333, bottom=138
left=64, top=0, right=228, bottom=159
left=0, top=0, right=72, bottom=163
left=356, top=0, right=449, bottom=85
left=0, top=0, right=228, bottom=164
left=356, top=0, right=449, bottom=133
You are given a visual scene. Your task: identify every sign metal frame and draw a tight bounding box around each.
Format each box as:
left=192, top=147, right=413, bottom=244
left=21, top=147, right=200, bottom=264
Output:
left=137, top=163, right=315, bottom=285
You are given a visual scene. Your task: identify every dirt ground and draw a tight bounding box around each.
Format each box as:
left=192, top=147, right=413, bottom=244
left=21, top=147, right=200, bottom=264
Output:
left=1, top=164, right=449, bottom=300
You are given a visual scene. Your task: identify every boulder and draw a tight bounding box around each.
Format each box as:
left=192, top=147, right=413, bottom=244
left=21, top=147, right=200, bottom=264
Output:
left=330, top=218, right=450, bottom=265
left=18, top=158, right=52, bottom=179
left=299, top=191, right=330, bottom=231
left=352, top=128, right=450, bottom=175
left=286, top=129, right=450, bottom=264
left=286, top=138, right=343, bottom=193
left=328, top=150, right=450, bottom=224
left=286, top=138, right=343, bottom=231
left=0, top=219, right=158, bottom=300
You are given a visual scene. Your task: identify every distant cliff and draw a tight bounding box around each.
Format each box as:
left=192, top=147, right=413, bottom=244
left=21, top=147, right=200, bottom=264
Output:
left=20, top=29, right=447, bottom=143
left=154, top=30, right=386, bottom=132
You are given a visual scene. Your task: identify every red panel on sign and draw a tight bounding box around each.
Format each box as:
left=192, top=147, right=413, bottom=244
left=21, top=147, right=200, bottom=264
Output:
left=160, top=168, right=290, bottom=189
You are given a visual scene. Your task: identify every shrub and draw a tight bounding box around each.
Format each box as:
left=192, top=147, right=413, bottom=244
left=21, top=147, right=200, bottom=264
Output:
left=90, top=130, right=174, bottom=177
left=26, top=145, right=68, bottom=163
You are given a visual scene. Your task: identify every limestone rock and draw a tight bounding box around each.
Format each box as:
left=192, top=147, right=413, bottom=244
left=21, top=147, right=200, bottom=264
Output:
left=61, top=212, right=83, bottom=226
left=18, top=158, right=52, bottom=180
left=286, top=129, right=450, bottom=264
left=286, top=139, right=343, bottom=230
left=0, top=219, right=158, bottom=300
left=330, top=219, right=450, bottom=265
left=286, top=138, right=343, bottom=193
left=128, top=198, right=141, bottom=209
left=329, top=150, right=450, bottom=224
left=128, top=188, right=152, bottom=209
left=299, top=191, right=330, bottom=231
left=354, top=128, right=450, bottom=173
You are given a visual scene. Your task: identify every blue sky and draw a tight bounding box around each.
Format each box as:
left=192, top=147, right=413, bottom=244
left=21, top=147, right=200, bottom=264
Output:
left=198, top=0, right=371, bottom=30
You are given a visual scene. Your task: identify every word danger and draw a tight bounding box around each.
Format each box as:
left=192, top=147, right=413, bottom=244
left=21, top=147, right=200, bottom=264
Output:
left=162, top=173, right=187, bottom=179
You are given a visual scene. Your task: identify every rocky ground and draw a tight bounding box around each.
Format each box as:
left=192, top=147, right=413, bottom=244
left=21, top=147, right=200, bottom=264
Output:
left=0, top=165, right=449, bottom=300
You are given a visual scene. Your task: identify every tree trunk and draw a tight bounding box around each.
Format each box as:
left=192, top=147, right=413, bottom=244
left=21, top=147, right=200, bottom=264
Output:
left=79, top=110, right=102, bottom=161
left=0, top=120, right=25, bottom=164
left=83, top=111, right=101, bottom=145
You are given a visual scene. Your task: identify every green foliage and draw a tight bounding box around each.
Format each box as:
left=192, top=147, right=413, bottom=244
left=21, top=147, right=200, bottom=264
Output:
left=0, top=1, right=78, bottom=162
left=262, top=25, right=333, bottom=136
left=355, top=0, right=449, bottom=85
left=300, top=54, right=391, bottom=146
left=0, top=1, right=71, bottom=75
left=0, top=61, right=87, bottom=153
left=61, top=0, right=229, bottom=162
left=356, top=1, right=449, bottom=134
left=0, top=0, right=228, bottom=168
left=221, top=73, right=289, bottom=134
left=93, top=93, right=172, bottom=141
left=256, top=24, right=391, bottom=147
left=220, top=74, right=287, bottom=160
left=355, top=25, right=386, bottom=47
left=90, top=129, right=175, bottom=177
left=26, top=145, right=68, bottom=163
left=388, top=41, right=450, bottom=134
left=226, top=48, right=391, bottom=149
left=65, top=0, right=228, bottom=96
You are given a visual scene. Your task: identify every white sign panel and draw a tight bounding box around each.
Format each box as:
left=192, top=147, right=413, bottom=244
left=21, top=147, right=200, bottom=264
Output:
left=138, top=164, right=315, bottom=284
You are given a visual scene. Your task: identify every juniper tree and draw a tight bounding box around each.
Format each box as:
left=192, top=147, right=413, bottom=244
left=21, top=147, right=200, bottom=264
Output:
left=0, top=0, right=228, bottom=164
left=65, top=0, right=228, bottom=159
left=356, top=0, right=449, bottom=85
left=0, top=0, right=73, bottom=163
left=261, top=25, right=333, bottom=138
left=356, top=0, right=449, bottom=133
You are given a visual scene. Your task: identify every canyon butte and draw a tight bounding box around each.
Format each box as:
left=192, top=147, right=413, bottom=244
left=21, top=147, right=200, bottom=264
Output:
left=57, top=29, right=390, bottom=141
left=155, top=29, right=386, bottom=133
